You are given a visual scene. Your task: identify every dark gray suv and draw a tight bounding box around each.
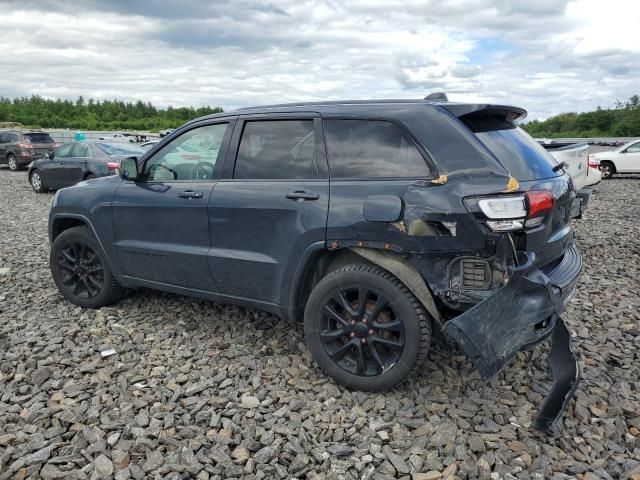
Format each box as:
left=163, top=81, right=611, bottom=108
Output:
left=0, top=130, right=56, bottom=170
left=48, top=97, right=582, bottom=432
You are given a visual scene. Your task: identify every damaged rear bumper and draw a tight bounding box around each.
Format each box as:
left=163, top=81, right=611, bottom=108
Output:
left=443, top=241, right=582, bottom=433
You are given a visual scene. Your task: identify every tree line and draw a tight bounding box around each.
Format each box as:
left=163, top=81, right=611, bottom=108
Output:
left=0, top=95, right=223, bottom=132
left=522, top=95, right=640, bottom=138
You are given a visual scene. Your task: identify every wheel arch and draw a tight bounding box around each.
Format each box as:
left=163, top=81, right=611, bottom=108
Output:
left=291, top=246, right=441, bottom=326
left=600, top=159, right=617, bottom=172
left=50, top=216, right=89, bottom=243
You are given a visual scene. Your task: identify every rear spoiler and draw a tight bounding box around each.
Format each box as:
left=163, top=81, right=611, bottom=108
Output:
left=441, top=104, right=528, bottom=122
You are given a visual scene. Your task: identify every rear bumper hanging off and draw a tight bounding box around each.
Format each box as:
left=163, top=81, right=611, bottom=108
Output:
left=443, top=241, right=582, bottom=434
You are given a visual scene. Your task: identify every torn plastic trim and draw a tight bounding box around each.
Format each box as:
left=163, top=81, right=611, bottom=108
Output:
left=442, top=242, right=582, bottom=433
left=350, top=247, right=442, bottom=327
left=531, top=316, right=580, bottom=434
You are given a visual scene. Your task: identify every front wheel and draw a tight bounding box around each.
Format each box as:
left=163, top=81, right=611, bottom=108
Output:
left=599, top=161, right=615, bottom=179
left=50, top=226, right=124, bottom=308
left=304, top=264, right=431, bottom=391
left=30, top=170, right=45, bottom=193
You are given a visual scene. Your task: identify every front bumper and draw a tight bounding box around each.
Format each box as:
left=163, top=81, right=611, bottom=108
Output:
left=444, top=241, right=582, bottom=433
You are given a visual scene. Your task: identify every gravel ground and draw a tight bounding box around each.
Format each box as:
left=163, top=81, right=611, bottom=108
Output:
left=0, top=169, right=639, bottom=480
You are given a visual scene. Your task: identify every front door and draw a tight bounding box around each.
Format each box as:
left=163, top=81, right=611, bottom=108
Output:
left=43, top=143, right=75, bottom=188
left=112, top=120, right=234, bottom=291
left=208, top=116, right=329, bottom=304
left=617, top=141, right=640, bottom=173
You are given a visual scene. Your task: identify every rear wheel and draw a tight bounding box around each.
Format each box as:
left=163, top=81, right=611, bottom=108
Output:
left=30, top=170, right=45, bottom=193
left=304, top=264, right=431, bottom=391
left=7, top=154, right=19, bottom=171
left=599, top=161, right=615, bottom=179
left=50, top=226, right=124, bottom=308
left=85, top=173, right=96, bottom=180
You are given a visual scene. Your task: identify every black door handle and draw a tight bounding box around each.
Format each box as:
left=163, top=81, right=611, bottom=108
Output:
left=178, top=190, right=203, bottom=199
left=285, top=191, right=320, bottom=201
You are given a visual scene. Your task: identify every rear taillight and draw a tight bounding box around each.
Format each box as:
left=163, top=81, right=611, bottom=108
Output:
left=17, top=143, right=32, bottom=149
left=476, top=190, right=554, bottom=232
left=106, top=162, right=119, bottom=171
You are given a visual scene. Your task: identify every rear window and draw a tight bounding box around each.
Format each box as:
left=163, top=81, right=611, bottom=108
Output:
left=324, top=119, right=431, bottom=178
left=461, top=114, right=560, bottom=181
left=24, top=133, right=54, bottom=143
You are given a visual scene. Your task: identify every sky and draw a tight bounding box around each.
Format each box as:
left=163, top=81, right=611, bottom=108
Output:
left=1, top=0, right=639, bottom=120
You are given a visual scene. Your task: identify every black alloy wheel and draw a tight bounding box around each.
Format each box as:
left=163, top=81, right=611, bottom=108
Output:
left=50, top=226, right=124, bottom=308
left=304, top=264, right=431, bottom=391
left=55, top=240, right=104, bottom=299
left=320, top=285, right=405, bottom=377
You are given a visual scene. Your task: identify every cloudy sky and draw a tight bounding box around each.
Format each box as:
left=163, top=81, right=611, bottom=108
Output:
left=1, top=0, right=639, bottom=120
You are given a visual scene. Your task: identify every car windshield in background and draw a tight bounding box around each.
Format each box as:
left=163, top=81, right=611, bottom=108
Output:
left=24, top=133, right=54, bottom=143
left=95, top=143, right=144, bottom=156
left=462, top=114, right=561, bottom=181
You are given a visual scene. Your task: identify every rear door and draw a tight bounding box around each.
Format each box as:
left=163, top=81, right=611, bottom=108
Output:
left=617, top=141, right=640, bottom=172
left=112, top=120, right=234, bottom=290
left=208, top=115, right=329, bottom=304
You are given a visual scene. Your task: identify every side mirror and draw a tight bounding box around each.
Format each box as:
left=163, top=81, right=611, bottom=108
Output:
left=43, top=152, right=51, bottom=160
left=120, top=157, right=139, bottom=181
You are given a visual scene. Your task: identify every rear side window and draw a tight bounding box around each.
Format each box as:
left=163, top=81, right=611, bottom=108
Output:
left=234, top=120, right=319, bottom=179
left=461, top=114, right=561, bottom=181
left=24, top=133, right=54, bottom=143
left=324, top=119, right=430, bottom=178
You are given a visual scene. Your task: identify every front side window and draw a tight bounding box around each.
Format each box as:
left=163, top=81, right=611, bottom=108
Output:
left=625, top=142, right=640, bottom=153
left=54, top=144, right=74, bottom=158
left=144, top=123, right=229, bottom=181
left=324, top=119, right=430, bottom=178
left=234, top=120, right=318, bottom=179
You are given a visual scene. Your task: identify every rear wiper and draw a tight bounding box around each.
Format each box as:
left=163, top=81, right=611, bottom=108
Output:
left=552, top=161, right=568, bottom=172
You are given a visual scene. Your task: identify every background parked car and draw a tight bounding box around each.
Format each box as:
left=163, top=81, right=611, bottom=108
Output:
left=28, top=142, right=144, bottom=193
left=0, top=130, right=56, bottom=171
left=590, top=139, right=640, bottom=178
left=139, top=140, right=159, bottom=149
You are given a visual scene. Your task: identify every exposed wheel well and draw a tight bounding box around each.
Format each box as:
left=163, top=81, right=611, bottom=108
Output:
left=600, top=160, right=616, bottom=172
left=293, top=249, right=374, bottom=321
left=51, top=217, right=88, bottom=242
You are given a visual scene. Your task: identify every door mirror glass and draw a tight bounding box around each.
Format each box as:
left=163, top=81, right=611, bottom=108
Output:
left=120, top=157, right=139, bottom=180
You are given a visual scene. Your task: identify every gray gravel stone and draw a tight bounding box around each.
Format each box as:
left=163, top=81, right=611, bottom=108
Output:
left=0, top=167, right=639, bottom=480
left=94, top=454, right=114, bottom=479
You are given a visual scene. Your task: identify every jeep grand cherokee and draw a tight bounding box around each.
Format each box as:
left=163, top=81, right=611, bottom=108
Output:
left=48, top=96, right=582, bottom=433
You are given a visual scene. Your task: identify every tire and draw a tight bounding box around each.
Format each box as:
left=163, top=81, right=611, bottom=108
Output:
left=30, top=170, right=45, bottom=193
left=7, top=154, right=19, bottom=171
left=50, top=226, right=124, bottom=309
left=599, top=161, right=615, bottom=179
left=304, top=264, right=431, bottom=391
left=85, top=173, right=96, bottom=180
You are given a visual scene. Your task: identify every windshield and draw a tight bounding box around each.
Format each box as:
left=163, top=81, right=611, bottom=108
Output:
left=95, top=143, right=144, bottom=156
left=24, top=133, right=54, bottom=143
left=462, top=114, right=561, bottom=181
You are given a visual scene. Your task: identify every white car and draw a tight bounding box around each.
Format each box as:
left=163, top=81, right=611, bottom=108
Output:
left=590, top=139, right=640, bottom=179
left=539, top=141, right=599, bottom=217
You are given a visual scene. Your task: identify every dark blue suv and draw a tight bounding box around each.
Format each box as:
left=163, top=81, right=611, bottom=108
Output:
left=48, top=97, right=582, bottom=432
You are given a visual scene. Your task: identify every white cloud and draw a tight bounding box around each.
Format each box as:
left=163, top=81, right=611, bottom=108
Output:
left=0, top=0, right=638, bottom=120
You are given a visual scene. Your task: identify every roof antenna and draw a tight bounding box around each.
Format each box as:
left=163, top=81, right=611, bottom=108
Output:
left=424, top=92, right=448, bottom=102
